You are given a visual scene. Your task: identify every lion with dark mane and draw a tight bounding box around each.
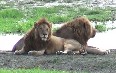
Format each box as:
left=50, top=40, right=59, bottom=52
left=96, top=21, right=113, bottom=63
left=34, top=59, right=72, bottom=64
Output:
left=14, top=18, right=85, bottom=55
left=13, top=17, right=108, bottom=55
left=53, top=17, right=96, bottom=46
left=53, top=17, right=108, bottom=55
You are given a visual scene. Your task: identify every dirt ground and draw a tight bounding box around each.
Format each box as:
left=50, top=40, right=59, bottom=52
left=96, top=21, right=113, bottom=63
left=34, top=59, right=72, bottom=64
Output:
left=0, top=50, right=116, bottom=73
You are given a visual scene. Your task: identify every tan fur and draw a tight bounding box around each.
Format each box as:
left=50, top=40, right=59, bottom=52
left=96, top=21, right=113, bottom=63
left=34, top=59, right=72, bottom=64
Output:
left=53, top=17, right=96, bottom=46
left=14, top=18, right=64, bottom=55
left=13, top=17, right=109, bottom=55
left=12, top=17, right=95, bottom=52
left=62, top=39, right=86, bottom=54
left=14, top=18, right=84, bottom=55
left=53, top=17, right=109, bottom=54
left=28, top=37, right=85, bottom=56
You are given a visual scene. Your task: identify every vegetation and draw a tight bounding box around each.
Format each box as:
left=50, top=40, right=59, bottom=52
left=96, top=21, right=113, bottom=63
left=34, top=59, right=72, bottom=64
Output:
left=0, top=68, right=69, bottom=73
left=95, top=24, right=107, bottom=32
left=0, top=68, right=89, bottom=73
left=0, top=4, right=114, bottom=33
left=33, top=0, right=80, bottom=3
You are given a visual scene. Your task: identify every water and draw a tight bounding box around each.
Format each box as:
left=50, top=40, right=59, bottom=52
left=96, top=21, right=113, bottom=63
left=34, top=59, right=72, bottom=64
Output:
left=88, top=29, right=116, bottom=51
left=0, top=34, right=23, bottom=51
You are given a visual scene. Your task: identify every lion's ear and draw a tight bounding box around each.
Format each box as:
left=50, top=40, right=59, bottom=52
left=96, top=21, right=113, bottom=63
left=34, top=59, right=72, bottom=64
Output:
left=34, top=22, right=37, bottom=28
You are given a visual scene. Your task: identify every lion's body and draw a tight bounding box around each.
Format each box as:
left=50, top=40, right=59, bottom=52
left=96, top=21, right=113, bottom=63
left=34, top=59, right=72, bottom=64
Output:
left=44, top=36, right=64, bottom=54
left=14, top=18, right=84, bottom=55
left=14, top=19, right=53, bottom=54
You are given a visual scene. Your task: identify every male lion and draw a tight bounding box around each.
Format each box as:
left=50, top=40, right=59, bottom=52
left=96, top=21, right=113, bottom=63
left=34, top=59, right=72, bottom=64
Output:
left=14, top=18, right=85, bottom=55
left=53, top=17, right=96, bottom=46
left=53, top=17, right=109, bottom=55
left=13, top=17, right=108, bottom=55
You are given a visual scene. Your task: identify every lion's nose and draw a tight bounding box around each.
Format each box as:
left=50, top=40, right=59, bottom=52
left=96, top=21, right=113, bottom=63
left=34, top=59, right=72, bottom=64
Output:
left=43, top=33, right=47, bottom=36
left=43, top=33, right=47, bottom=35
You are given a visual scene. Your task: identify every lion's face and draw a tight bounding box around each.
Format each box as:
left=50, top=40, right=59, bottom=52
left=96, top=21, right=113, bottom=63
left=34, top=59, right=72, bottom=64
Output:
left=34, top=23, right=51, bottom=41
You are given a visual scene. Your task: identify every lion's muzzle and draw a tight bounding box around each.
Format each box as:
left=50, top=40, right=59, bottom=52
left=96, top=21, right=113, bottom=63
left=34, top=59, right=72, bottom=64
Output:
left=40, top=33, right=49, bottom=41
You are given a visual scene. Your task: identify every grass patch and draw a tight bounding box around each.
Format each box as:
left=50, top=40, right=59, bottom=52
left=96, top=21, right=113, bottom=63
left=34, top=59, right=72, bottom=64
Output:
left=0, top=18, right=33, bottom=33
left=0, top=9, right=24, bottom=19
left=31, top=6, right=75, bottom=23
left=95, top=24, right=107, bottom=32
left=0, top=68, right=89, bottom=73
left=0, top=6, right=114, bottom=33
left=0, top=68, right=68, bottom=73
left=78, top=7, right=111, bottom=21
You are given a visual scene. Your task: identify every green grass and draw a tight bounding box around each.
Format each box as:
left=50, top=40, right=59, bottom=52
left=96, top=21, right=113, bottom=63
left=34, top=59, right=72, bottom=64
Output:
left=0, top=9, right=24, bottom=19
left=95, top=24, right=107, bottom=32
left=0, top=68, right=89, bottom=73
left=78, top=7, right=111, bottom=21
left=31, top=6, right=75, bottom=23
left=0, top=68, right=68, bottom=73
left=0, top=6, right=114, bottom=33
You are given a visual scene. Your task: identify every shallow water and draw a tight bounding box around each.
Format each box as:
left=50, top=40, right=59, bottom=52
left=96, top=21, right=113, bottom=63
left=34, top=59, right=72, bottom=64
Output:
left=88, top=29, right=116, bottom=50
left=0, top=34, right=23, bottom=51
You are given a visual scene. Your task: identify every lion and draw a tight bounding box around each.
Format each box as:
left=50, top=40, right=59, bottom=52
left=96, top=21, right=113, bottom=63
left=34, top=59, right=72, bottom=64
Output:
left=14, top=18, right=86, bottom=55
left=53, top=17, right=96, bottom=46
left=14, top=18, right=63, bottom=55
left=13, top=17, right=109, bottom=55
left=53, top=17, right=109, bottom=55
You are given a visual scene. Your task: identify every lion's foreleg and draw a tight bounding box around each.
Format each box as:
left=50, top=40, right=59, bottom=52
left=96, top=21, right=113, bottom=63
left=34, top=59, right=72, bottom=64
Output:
left=14, top=48, right=25, bottom=55
left=57, top=44, right=77, bottom=55
left=14, top=47, right=27, bottom=55
left=63, top=42, right=87, bottom=55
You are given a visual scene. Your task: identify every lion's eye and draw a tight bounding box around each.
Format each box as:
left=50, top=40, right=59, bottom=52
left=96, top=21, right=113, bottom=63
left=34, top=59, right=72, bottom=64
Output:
left=39, top=27, right=42, bottom=29
left=46, top=28, right=49, bottom=31
left=35, top=27, right=39, bottom=29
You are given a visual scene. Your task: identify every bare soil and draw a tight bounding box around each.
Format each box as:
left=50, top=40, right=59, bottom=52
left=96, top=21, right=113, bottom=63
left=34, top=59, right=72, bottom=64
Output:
left=0, top=50, right=116, bottom=73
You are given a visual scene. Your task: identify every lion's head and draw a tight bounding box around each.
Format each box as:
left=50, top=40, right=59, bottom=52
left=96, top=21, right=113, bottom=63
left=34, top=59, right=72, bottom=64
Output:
left=34, top=18, right=52, bottom=41
left=72, top=17, right=96, bottom=40
left=70, top=17, right=97, bottom=45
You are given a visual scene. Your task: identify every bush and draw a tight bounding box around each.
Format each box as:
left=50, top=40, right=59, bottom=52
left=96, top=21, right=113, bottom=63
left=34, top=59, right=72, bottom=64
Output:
left=0, top=9, right=24, bottom=19
left=95, top=24, right=107, bottom=32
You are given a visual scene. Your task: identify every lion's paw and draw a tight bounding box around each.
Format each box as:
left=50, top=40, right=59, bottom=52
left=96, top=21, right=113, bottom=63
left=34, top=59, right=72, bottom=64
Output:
left=56, top=51, right=65, bottom=55
left=28, top=51, right=44, bottom=56
left=28, top=51, right=37, bottom=55
left=80, top=51, right=87, bottom=55
left=14, top=50, right=22, bottom=55
left=104, top=50, right=110, bottom=55
left=56, top=51, right=77, bottom=55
